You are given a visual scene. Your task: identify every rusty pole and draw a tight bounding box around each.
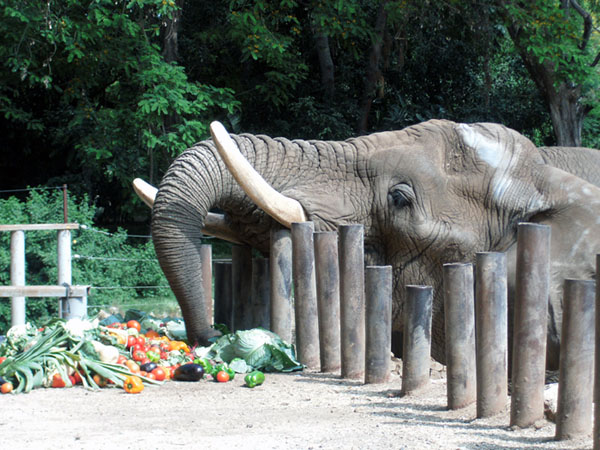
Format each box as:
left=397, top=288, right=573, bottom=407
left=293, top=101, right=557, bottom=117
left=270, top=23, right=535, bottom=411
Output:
left=314, top=231, right=341, bottom=373
left=510, top=223, right=551, bottom=428
left=443, top=262, right=476, bottom=409
left=475, top=252, right=508, bottom=418
left=270, top=228, right=293, bottom=344
left=339, top=224, right=365, bottom=379
left=555, top=279, right=595, bottom=440
left=402, top=285, right=433, bottom=394
left=292, top=222, right=320, bottom=369
left=365, top=265, right=392, bottom=384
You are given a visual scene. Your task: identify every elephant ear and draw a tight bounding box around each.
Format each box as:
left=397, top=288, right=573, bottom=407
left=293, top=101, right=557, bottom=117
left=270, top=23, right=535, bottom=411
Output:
left=456, top=122, right=600, bottom=278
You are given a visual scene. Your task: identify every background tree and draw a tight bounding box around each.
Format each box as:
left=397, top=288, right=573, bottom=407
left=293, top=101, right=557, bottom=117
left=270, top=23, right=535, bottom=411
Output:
left=0, top=0, right=598, bottom=231
left=499, top=0, right=600, bottom=146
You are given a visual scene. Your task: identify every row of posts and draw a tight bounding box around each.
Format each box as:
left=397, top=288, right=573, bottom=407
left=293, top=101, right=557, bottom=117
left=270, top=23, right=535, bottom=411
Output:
left=212, top=223, right=392, bottom=384
left=208, top=222, right=599, bottom=446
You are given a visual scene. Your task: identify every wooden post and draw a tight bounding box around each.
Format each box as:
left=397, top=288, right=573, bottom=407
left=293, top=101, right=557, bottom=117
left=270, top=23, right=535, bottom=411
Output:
left=339, top=224, right=365, bottom=379
left=475, top=252, right=508, bottom=418
left=510, top=223, right=551, bottom=428
left=10, top=230, right=26, bottom=326
left=365, top=265, right=392, bottom=384
left=314, top=231, right=341, bottom=373
left=270, top=228, right=293, bottom=343
left=292, top=222, right=320, bottom=370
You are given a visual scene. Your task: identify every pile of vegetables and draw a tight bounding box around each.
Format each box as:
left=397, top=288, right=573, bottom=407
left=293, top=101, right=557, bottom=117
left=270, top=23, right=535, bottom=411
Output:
left=0, top=312, right=302, bottom=394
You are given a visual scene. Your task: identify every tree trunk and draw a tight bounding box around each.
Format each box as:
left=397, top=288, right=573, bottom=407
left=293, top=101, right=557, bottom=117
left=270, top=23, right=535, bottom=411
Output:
left=357, top=0, right=389, bottom=134
left=501, top=3, right=591, bottom=146
left=314, top=27, right=335, bottom=101
left=162, top=1, right=182, bottom=63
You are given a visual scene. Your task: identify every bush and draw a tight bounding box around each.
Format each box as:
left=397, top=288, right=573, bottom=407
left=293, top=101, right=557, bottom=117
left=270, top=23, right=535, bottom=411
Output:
left=0, top=188, right=175, bottom=333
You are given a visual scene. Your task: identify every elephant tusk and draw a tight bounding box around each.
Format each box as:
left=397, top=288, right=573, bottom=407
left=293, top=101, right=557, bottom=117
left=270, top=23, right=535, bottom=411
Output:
left=210, top=121, right=307, bottom=228
left=133, top=178, right=157, bottom=208
left=132, top=178, right=242, bottom=244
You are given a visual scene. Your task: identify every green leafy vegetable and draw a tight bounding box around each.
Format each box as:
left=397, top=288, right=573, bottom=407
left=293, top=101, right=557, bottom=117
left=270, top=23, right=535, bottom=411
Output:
left=206, top=329, right=302, bottom=373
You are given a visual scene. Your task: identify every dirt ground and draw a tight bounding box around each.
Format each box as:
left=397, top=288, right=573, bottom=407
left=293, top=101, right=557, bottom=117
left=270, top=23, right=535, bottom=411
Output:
left=0, top=362, right=593, bottom=450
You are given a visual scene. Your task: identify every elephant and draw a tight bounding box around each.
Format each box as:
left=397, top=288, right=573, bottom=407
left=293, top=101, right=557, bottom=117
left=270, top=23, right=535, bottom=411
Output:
left=135, top=119, right=600, bottom=369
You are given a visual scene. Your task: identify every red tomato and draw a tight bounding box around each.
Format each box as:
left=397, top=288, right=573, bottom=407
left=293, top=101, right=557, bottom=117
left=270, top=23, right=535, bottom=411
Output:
left=160, top=351, right=168, bottom=361
left=136, top=336, right=146, bottom=347
left=146, top=372, right=156, bottom=380
left=117, top=355, right=128, bottom=365
left=132, top=350, right=146, bottom=362
left=72, top=371, right=83, bottom=384
left=216, top=371, right=230, bottom=383
left=1, top=382, right=13, bottom=394
left=149, top=346, right=160, bottom=354
left=159, top=342, right=170, bottom=352
left=52, top=373, right=66, bottom=388
left=151, top=367, right=166, bottom=381
left=126, top=336, right=137, bottom=348
left=68, top=375, right=77, bottom=385
left=127, top=320, right=141, bottom=332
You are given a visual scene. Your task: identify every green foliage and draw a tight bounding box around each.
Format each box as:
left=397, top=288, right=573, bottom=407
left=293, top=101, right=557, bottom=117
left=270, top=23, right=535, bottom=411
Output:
left=0, top=0, right=239, bottom=217
left=0, top=189, right=173, bottom=334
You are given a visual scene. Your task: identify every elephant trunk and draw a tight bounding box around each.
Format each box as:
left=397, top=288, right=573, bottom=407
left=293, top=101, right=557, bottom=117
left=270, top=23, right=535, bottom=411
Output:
left=152, top=144, right=230, bottom=346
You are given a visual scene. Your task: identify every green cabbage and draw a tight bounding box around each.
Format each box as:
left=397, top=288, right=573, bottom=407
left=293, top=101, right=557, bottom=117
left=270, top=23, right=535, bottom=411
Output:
left=206, top=329, right=302, bottom=373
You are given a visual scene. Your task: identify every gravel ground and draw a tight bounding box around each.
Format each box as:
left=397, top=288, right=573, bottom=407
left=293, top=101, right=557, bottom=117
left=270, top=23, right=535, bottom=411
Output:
left=0, top=364, right=593, bottom=450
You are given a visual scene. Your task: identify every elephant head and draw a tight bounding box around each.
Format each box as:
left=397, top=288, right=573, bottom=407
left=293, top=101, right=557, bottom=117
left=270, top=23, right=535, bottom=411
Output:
left=139, top=119, right=600, bottom=367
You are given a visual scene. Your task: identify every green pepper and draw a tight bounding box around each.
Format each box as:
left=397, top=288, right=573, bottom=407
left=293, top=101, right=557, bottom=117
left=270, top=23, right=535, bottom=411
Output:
left=146, top=350, right=160, bottom=363
left=244, top=371, right=265, bottom=388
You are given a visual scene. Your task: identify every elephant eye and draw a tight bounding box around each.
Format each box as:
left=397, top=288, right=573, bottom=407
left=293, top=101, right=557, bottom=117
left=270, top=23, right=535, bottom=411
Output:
left=388, top=183, right=414, bottom=209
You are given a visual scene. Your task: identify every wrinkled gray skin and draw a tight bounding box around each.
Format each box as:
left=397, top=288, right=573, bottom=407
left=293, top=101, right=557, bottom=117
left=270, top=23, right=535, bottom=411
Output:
left=151, top=119, right=600, bottom=368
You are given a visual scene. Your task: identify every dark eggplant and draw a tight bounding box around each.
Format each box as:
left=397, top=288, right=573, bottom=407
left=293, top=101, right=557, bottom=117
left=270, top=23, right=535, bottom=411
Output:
left=173, top=363, right=204, bottom=381
left=140, top=362, right=157, bottom=373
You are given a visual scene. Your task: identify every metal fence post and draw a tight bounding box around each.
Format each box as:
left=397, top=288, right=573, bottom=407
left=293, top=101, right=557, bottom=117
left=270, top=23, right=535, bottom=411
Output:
left=10, top=230, right=25, bottom=326
left=58, top=229, right=86, bottom=319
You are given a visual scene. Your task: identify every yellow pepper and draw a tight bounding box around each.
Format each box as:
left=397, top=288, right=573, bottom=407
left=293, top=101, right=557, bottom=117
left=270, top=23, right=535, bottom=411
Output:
left=123, top=375, right=144, bottom=394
